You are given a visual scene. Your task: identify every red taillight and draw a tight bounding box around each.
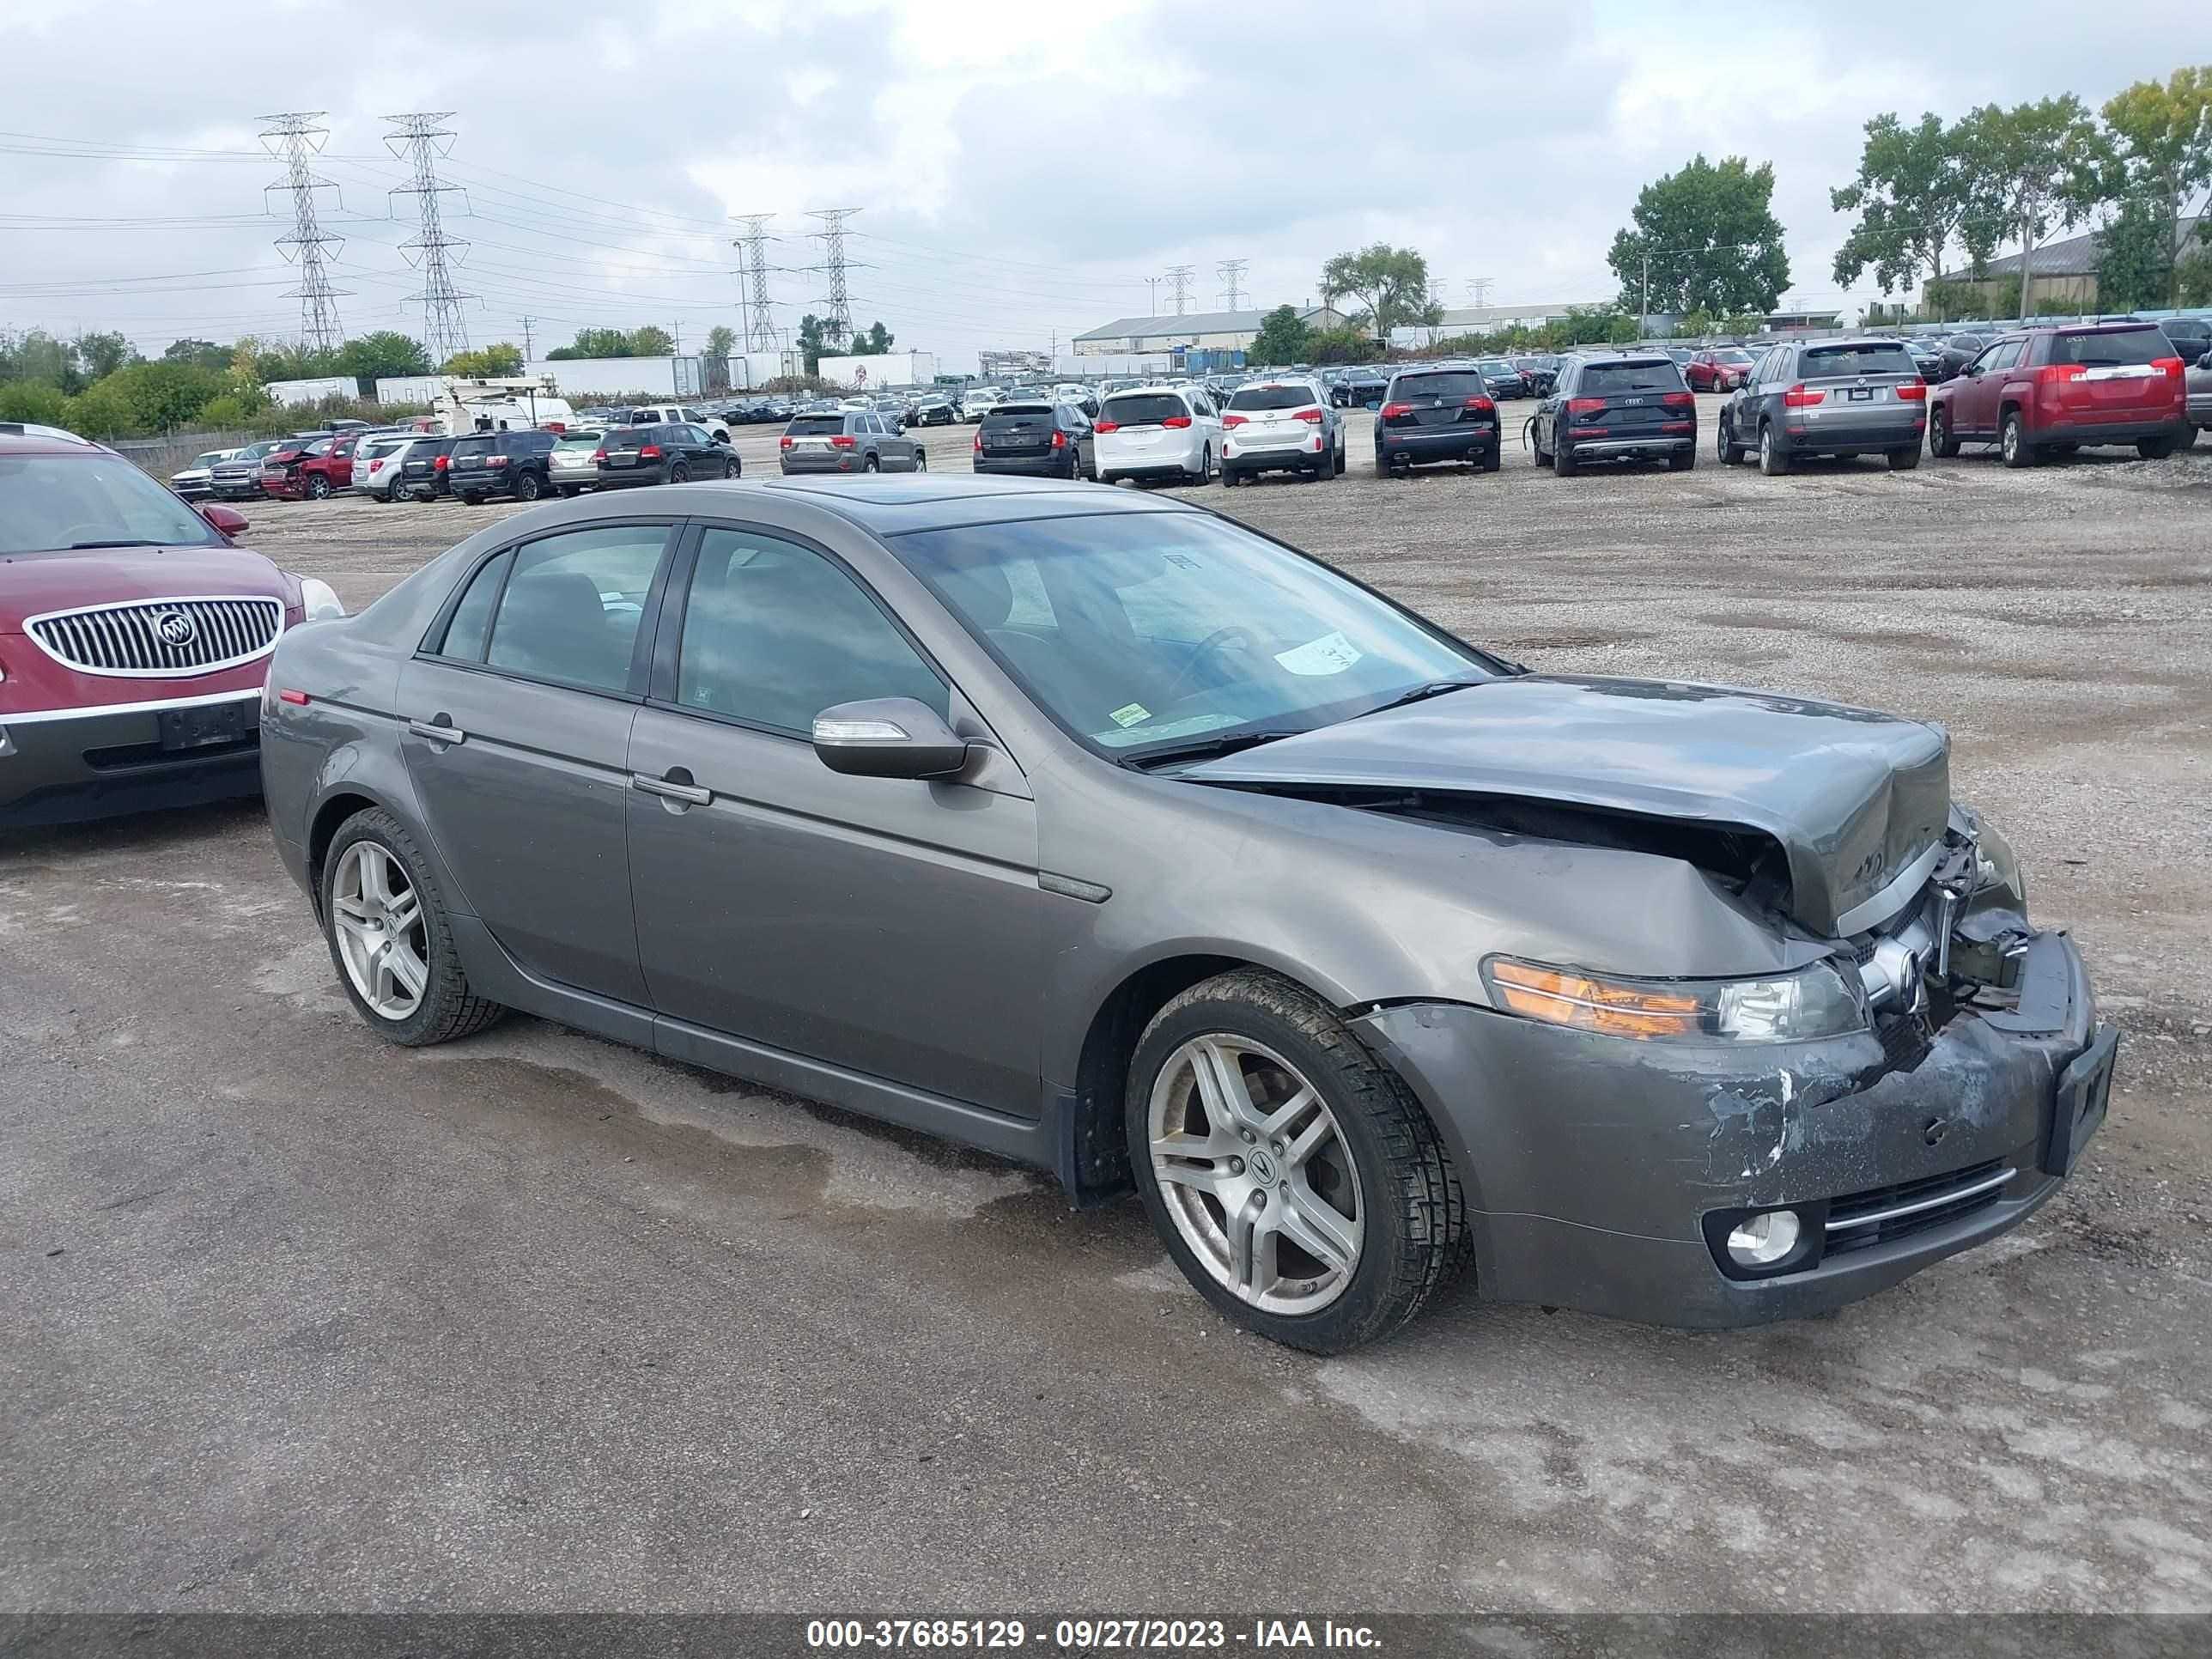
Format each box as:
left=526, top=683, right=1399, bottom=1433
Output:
left=973, top=432, right=983, bottom=452
left=830, top=435, right=857, bottom=449
left=1462, top=397, right=1494, bottom=414
left=1378, top=401, right=1413, bottom=419
left=1661, top=391, right=1694, bottom=409
left=276, top=689, right=310, bottom=706
left=638, top=444, right=662, bottom=459
left=1160, top=415, right=1193, bottom=428
left=487, top=455, right=509, bottom=466
left=2154, top=356, right=2185, bottom=379
left=433, top=455, right=449, bottom=470
left=1896, top=380, right=1928, bottom=400
left=368, top=459, right=384, bottom=473
left=1222, top=413, right=1249, bottom=428
left=779, top=436, right=793, bottom=449
left=593, top=447, right=608, bottom=461
left=1295, top=408, right=1324, bottom=423
left=1050, top=430, right=1067, bottom=448
left=1783, top=385, right=1824, bottom=407
left=1093, top=420, right=1121, bottom=434
left=1566, top=398, right=1604, bottom=415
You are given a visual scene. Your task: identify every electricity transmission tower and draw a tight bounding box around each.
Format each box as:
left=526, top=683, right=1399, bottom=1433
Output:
left=732, top=214, right=780, bottom=353
left=1216, top=258, right=1248, bottom=311
left=806, top=209, right=862, bottom=348
left=1467, top=276, right=1495, bottom=308
left=1165, top=264, right=1195, bottom=316
left=258, top=112, right=348, bottom=353
left=383, top=112, right=474, bottom=365
left=1146, top=276, right=1162, bottom=314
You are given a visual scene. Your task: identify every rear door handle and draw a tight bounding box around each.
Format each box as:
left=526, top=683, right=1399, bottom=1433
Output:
left=632, top=773, right=712, bottom=806
left=408, top=718, right=465, bottom=745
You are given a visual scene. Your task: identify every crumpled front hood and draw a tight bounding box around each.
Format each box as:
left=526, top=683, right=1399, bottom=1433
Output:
left=1182, top=674, right=1951, bottom=938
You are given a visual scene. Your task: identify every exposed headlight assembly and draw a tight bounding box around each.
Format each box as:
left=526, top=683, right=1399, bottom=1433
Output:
left=1482, top=957, right=1867, bottom=1042
left=1973, top=819, right=2025, bottom=908
left=296, top=577, right=345, bottom=622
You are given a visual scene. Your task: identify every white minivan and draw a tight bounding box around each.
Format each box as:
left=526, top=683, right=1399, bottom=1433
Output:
left=1092, top=386, right=1223, bottom=486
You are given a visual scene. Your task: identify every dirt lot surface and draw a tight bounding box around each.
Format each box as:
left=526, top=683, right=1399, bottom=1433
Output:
left=6, top=401, right=2210, bottom=1619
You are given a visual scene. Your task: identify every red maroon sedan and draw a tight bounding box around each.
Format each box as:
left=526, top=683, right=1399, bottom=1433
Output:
left=1685, top=348, right=1756, bottom=393
left=1, top=426, right=344, bottom=827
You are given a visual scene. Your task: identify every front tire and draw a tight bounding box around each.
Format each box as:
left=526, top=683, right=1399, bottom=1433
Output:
left=307, top=474, right=332, bottom=500
left=1929, top=405, right=1960, bottom=458
left=864, top=454, right=880, bottom=473
left=1717, top=419, right=1744, bottom=465
left=724, top=456, right=741, bottom=478
left=1126, top=969, right=1464, bottom=1354
left=322, top=808, right=505, bottom=1048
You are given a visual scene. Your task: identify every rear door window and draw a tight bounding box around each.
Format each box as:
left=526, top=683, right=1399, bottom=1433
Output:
left=483, top=525, right=673, bottom=694
left=2051, top=328, right=2172, bottom=367
left=1577, top=360, right=1686, bottom=394
left=1799, top=343, right=1919, bottom=378
left=1101, top=393, right=1187, bottom=425
left=435, top=551, right=513, bottom=661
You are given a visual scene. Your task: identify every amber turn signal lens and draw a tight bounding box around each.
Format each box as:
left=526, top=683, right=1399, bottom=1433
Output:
left=1484, top=958, right=1702, bottom=1038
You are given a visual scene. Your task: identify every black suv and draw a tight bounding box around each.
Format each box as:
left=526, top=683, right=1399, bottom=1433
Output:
left=1373, top=368, right=1501, bottom=475
left=1532, top=353, right=1698, bottom=475
left=973, top=400, right=1093, bottom=479
left=395, top=435, right=457, bottom=502
left=595, top=422, right=739, bottom=489
left=447, top=428, right=560, bottom=505
left=1334, top=366, right=1389, bottom=408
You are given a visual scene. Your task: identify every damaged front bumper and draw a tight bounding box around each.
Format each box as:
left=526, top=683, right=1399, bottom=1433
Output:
left=1351, top=928, right=2113, bottom=1329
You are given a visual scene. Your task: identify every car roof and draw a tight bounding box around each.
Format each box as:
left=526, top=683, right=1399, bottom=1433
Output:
left=574, top=472, right=1194, bottom=539
left=0, top=428, right=107, bottom=458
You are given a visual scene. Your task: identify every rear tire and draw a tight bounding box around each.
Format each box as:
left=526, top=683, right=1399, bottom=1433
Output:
left=1480, top=447, right=1501, bottom=473
left=1125, top=969, right=1465, bottom=1354
left=514, top=471, right=543, bottom=501
left=1929, top=405, right=1960, bottom=458
left=460, top=492, right=483, bottom=506
left=322, top=808, right=506, bottom=1048
left=1221, top=466, right=1242, bottom=489
left=1758, top=422, right=1789, bottom=476
left=670, top=462, right=691, bottom=483
left=2176, top=424, right=2201, bottom=453
left=2000, top=411, right=2034, bottom=468
left=1887, top=445, right=1921, bottom=471
left=2136, top=434, right=2175, bottom=459
left=1554, top=440, right=1579, bottom=477
left=1668, top=447, right=1695, bottom=471
left=558, top=486, right=580, bottom=498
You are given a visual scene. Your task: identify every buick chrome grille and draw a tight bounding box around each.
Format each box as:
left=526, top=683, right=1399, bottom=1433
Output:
left=27, top=596, right=284, bottom=678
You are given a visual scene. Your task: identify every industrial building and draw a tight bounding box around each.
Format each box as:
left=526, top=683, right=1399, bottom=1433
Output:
left=1073, top=304, right=1348, bottom=357
left=1936, top=216, right=2202, bottom=313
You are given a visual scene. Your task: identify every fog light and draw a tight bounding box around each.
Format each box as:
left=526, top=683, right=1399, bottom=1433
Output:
left=1725, top=1210, right=1801, bottom=1267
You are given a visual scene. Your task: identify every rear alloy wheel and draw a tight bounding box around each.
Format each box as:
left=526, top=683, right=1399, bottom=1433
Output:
left=307, top=474, right=331, bottom=500
left=324, top=810, right=504, bottom=1048
left=1887, top=445, right=1921, bottom=471
left=1128, top=969, right=1463, bottom=1354
left=514, top=471, right=543, bottom=501
left=1929, top=405, right=1960, bottom=458
left=670, top=462, right=691, bottom=483
left=1196, top=443, right=1214, bottom=483
left=1758, top=422, right=1789, bottom=476
left=2000, top=411, right=2035, bottom=468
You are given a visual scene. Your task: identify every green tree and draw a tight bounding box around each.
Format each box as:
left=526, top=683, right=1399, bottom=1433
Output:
left=703, top=324, right=738, bottom=360
left=1303, top=325, right=1369, bottom=365
left=443, top=343, right=525, bottom=376
left=562, top=327, right=635, bottom=359
left=94, top=361, right=227, bottom=431
left=2179, top=225, right=2212, bottom=306
left=0, top=380, right=69, bottom=424
left=1319, top=244, right=1434, bottom=343
left=1246, top=305, right=1312, bottom=366
left=796, top=313, right=830, bottom=374
left=2097, top=193, right=2177, bottom=310
left=2100, top=66, right=2212, bottom=304
left=1, top=328, right=81, bottom=392
left=847, top=320, right=895, bottom=356
left=162, top=337, right=232, bottom=371
left=1608, top=155, right=1791, bottom=324
left=1955, top=96, right=2109, bottom=319
left=1831, top=112, right=1996, bottom=298
left=64, top=380, right=136, bottom=439
left=72, top=331, right=137, bottom=380
left=629, top=325, right=675, bottom=356
left=337, top=331, right=433, bottom=384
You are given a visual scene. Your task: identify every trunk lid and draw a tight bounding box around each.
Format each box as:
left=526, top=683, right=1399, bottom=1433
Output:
left=1179, top=674, right=1951, bottom=938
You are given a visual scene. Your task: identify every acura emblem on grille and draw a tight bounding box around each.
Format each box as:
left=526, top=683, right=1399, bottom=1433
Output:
left=156, top=611, right=198, bottom=646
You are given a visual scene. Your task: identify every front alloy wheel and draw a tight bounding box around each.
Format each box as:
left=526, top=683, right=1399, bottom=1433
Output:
left=1150, top=1035, right=1363, bottom=1314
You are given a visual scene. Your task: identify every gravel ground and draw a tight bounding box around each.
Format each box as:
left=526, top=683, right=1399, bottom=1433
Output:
left=4, top=399, right=2209, bottom=1619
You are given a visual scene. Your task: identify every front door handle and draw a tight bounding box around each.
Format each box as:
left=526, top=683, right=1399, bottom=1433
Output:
left=408, top=718, right=465, bottom=745
left=632, top=772, right=712, bottom=806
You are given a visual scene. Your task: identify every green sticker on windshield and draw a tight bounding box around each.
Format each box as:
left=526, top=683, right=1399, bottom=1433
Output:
left=1109, top=702, right=1152, bottom=728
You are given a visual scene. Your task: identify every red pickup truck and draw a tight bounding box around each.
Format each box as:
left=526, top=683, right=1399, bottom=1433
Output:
left=1927, top=321, right=2188, bottom=466
left=260, top=429, right=374, bottom=500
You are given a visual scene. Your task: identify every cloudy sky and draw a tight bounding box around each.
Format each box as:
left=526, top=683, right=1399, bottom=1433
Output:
left=1, top=0, right=2200, bottom=372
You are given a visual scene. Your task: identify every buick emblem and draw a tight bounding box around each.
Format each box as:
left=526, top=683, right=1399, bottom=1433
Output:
left=155, top=611, right=197, bottom=647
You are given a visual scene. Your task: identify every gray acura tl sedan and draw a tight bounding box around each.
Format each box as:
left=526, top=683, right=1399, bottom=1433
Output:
left=259, top=476, right=2116, bottom=1353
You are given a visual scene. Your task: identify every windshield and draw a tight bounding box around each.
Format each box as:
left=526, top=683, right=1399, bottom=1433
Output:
left=1227, top=384, right=1318, bottom=411
left=0, top=453, right=223, bottom=555
left=188, top=452, right=228, bottom=468
left=896, top=511, right=1488, bottom=758
left=1476, top=361, right=1516, bottom=375
left=1714, top=349, right=1753, bottom=365
left=2051, top=328, right=2172, bottom=368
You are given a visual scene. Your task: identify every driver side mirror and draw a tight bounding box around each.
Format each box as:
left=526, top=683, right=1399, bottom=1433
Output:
left=199, top=503, right=249, bottom=537
left=812, top=697, right=970, bottom=781
left=2198, top=350, right=2212, bottom=370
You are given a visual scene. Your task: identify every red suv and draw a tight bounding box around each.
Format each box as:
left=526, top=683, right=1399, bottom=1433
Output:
left=1928, top=323, right=2189, bottom=466
left=0, top=427, right=343, bottom=825
left=261, top=430, right=375, bottom=501
left=1684, top=348, right=1755, bottom=392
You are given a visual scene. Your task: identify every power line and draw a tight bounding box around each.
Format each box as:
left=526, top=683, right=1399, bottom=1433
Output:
left=1164, top=264, right=1194, bottom=317
left=1216, top=258, right=1248, bottom=311
left=732, top=213, right=779, bottom=353
left=805, top=208, right=861, bottom=347
left=383, top=112, right=474, bottom=364
left=258, top=112, right=348, bottom=352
